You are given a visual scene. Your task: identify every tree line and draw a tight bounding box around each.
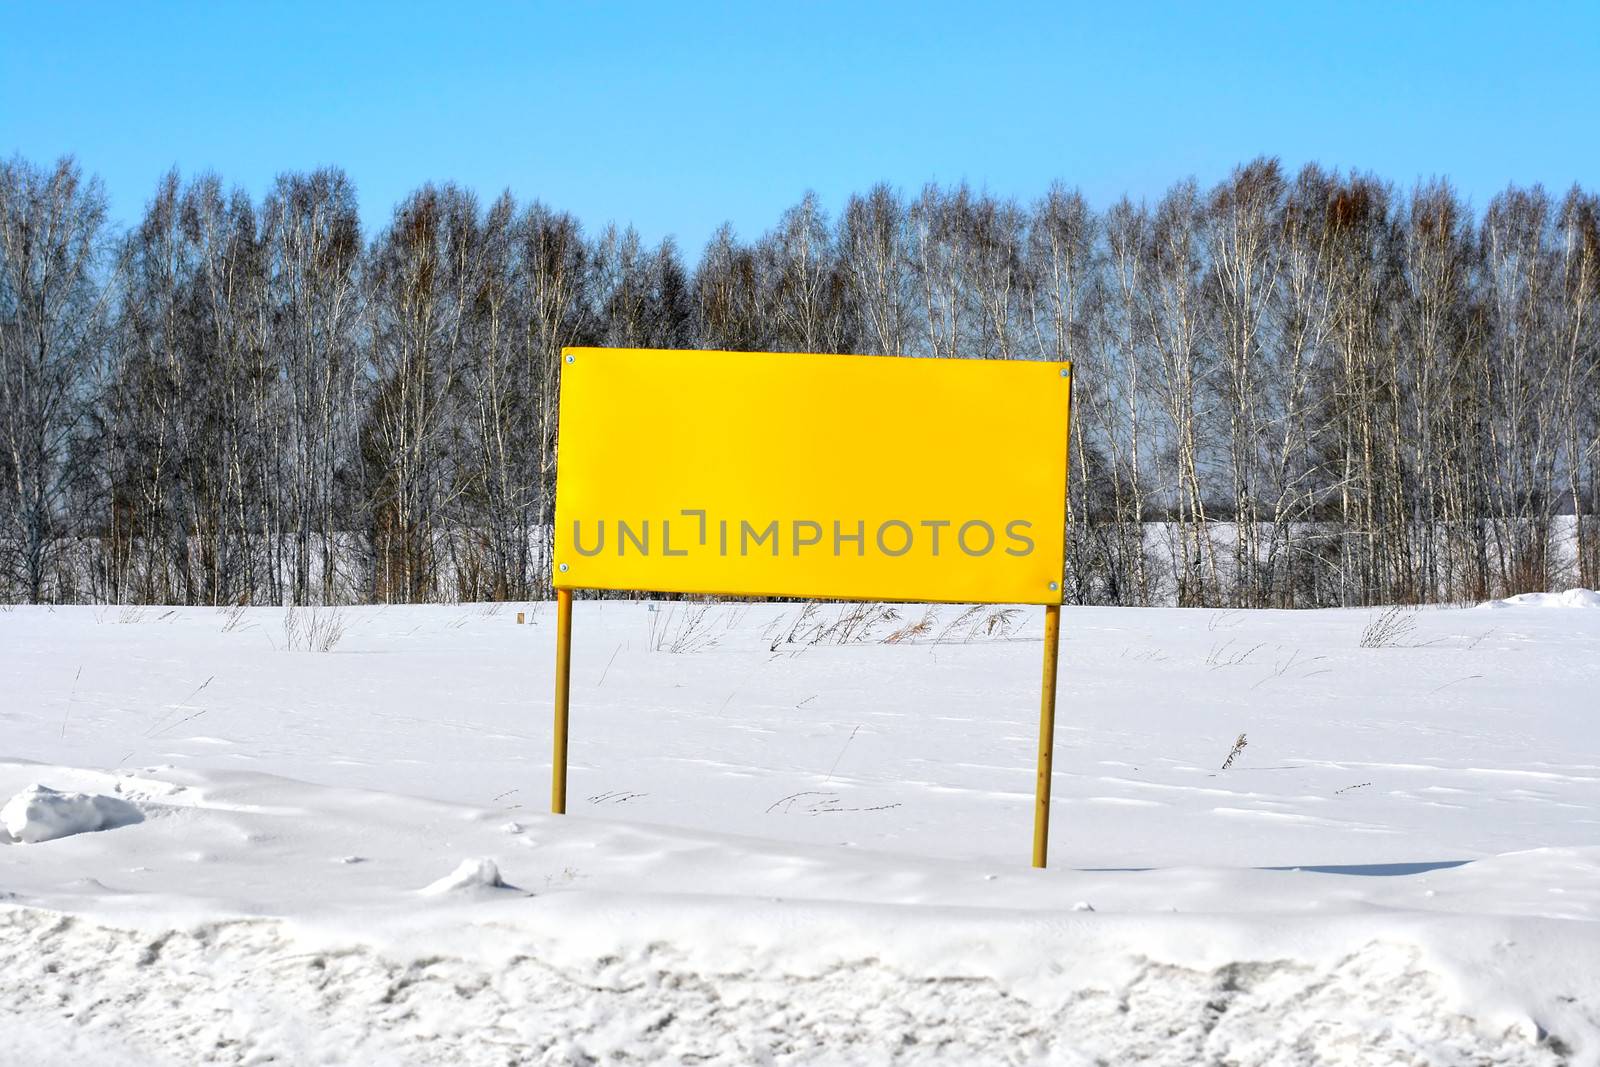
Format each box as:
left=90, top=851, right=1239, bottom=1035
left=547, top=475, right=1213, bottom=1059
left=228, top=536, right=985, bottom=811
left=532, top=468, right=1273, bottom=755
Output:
left=1, top=154, right=1596, bottom=607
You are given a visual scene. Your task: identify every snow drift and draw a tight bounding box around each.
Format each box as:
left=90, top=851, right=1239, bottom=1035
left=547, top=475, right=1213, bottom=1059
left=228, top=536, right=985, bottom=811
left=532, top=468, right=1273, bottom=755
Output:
left=1479, top=587, right=1600, bottom=609
left=1, top=784, right=143, bottom=844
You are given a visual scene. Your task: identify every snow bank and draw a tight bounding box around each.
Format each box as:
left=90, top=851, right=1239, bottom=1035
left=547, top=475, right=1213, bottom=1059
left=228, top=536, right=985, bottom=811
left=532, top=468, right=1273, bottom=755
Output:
left=1479, top=588, right=1600, bottom=609
left=1, top=785, right=143, bottom=844
left=0, top=904, right=1582, bottom=1067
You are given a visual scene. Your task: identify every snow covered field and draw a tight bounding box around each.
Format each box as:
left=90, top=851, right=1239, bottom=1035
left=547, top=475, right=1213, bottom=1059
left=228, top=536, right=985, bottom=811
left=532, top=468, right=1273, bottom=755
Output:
left=0, top=596, right=1596, bottom=1065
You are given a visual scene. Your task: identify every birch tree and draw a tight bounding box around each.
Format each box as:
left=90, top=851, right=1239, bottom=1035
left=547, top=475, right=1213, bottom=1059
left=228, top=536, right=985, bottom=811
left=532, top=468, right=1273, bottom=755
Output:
left=0, top=156, right=108, bottom=602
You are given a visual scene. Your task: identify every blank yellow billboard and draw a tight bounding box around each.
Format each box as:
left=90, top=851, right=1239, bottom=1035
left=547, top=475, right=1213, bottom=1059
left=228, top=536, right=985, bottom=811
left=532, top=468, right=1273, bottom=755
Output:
left=551, top=347, right=1072, bottom=605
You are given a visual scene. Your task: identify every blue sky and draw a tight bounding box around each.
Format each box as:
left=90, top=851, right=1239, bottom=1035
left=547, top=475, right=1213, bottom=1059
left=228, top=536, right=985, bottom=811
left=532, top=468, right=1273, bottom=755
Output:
left=3, top=1, right=1597, bottom=257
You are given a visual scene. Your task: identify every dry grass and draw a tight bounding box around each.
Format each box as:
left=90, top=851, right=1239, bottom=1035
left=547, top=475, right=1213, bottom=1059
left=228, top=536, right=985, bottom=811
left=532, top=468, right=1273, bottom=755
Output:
left=935, top=606, right=983, bottom=643
left=820, top=604, right=899, bottom=644
left=283, top=603, right=347, bottom=652
left=647, top=603, right=719, bottom=653
left=1360, top=605, right=1418, bottom=648
left=1206, top=637, right=1265, bottom=669
left=769, top=603, right=900, bottom=647
left=218, top=600, right=250, bottom=633
left=766, top=602, right=1032, bottom=650
left=883, top=608, right=936, bottom=644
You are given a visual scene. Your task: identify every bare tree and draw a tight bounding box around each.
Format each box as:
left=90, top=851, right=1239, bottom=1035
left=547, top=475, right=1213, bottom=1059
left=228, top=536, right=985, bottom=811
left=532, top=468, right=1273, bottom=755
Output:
left=1555, top=189, right=1600, bottom=587
left=262, top=169, right=362, bottom=605
left=517, top=202, right=594, bottom=596
left=1202, top=158, right=1284, bottom=606
left=0, top=156, right=109, bottom=602
left=695, top=223, right=767, bottom=352
left=1481, top=186, right=1564, bottom=595
left=761, top=191, right=840, bottom=353
left=1398, top=179, right=1480, bottom=602
left=840, top=185, right=911, bottom=356
left=362, top=184, right=480, bottom=603
left=184, top=175, right=272, bottom=605
left=909, top=184, right=969, bottom=360
left=5, top=153, right=1598, bottom=609
left=1140, top=181, right=1218, bottom=604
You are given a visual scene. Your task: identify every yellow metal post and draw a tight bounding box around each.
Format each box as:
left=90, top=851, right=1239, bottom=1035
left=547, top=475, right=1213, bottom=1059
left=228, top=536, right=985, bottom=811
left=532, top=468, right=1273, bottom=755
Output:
left=552, top=587, right=573, bottom=813
left=1033, top=604, right=1062, bottom=868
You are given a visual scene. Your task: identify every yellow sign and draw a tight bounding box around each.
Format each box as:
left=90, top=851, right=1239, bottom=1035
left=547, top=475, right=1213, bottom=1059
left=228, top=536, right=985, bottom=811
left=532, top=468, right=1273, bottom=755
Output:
left=552, top=347, right=1073, bottom=604
left=547, top=346, right=1076, bottom=866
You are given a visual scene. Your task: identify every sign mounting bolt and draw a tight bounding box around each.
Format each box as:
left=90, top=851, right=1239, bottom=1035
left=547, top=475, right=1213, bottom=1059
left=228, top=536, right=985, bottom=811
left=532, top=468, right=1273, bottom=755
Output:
left=1049, top=581, right=1058, bottom=591
left=559, top=563, right=569, bottom=572
left=566, top=355, right=574, bottom=364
